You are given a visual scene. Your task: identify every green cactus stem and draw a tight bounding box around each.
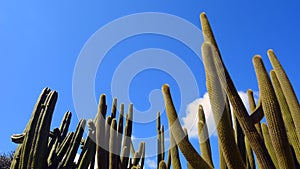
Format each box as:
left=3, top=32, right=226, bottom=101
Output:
left=169, top=131, right=182, bottom=169
left=261, top=123, right=279, bottom=168
left=59, top=119, right=86, bottom=169
left=96, top=94, right=107, bottom=169
left=162, top=84, right=213, bottom=169
left=198, top=105, right=214, bottom=167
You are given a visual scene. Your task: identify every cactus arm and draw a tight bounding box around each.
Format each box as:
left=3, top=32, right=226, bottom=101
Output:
left=247, top=90, right=263, bottom=138
left=11, top=133, right=25, bottom=144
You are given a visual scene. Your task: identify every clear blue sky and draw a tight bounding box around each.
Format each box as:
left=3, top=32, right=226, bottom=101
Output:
left=1, top=1, right=300, bottom=168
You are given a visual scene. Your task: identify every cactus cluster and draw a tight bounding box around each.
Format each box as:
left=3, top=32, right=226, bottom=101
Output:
left=10, top=12, right=299, bottom=169
left=10, top=92, right=145, bottom=169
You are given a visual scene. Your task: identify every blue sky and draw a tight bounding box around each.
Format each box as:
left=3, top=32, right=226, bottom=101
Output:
left=1, top=1, right=300, bottom=168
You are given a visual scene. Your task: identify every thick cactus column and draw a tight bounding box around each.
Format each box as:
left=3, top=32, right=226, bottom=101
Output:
left=162, top=84, right=213, bottom=169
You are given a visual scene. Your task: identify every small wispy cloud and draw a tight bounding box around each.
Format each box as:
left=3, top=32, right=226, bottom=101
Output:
left=74, top=153, right=80, bottom=163
left=145, top=159, right=156, bottom=169
left=183, top=91, right=254, bottom=139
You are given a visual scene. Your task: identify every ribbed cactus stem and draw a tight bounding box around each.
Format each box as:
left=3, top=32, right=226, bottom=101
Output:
left=59, top=111, right=72, bottom=142
left=247, top=90, right=263, bottom=138
left=161, top=125, right=165, bottom=161
left=96, top=94, right=107, bottom=169
left=170, top=132, right=181, bottom=169
left=219, top=143, right=227, bottom=169
left=120, top=146, right=128, bottom=169
left=109, top=118, right=118, bottom=169
left=202, top=42, right=245, bottom=169
left=247, top=89, right=263, bottom=169
left=19, top=88, right=50, bottom=169
left=103, top=116, right=112, bottom=169
left=140, top=142, right=145, bottom=169
left=198, top=105, right=214, bottom=167
left=159, top=161, right=167, bottom=169
left=166, top=149, right=171, bottom=169
left=245, top=137, right=255, bottom=169
left=29, top=91, right=57, bottom=169
left=116, top=103, right=124, bottom=168
left=234, top=111, right=247, bottom=164
left=48, top=132, right=74, bottom=169
left=157, top=112, right=162, bottom=168
left=268, top=50, right=300, bottom=141
left=270, top=70, right=300, bottom=163
left=253, top=55, right=295, bottom=169
left=10, top=143, right=22, bottom=169
left=183, top=128, right=194, bottom=169
left=111, top=98, right=117, bottom=119
left=132, top=142, right=145, bottom=167
left=121, top=104, right=133, bottom=169
left=59, top=119, right=86, bottom=169
left=162, top=84, right=213, bottom=169
left=78, top=120, right=96, bottom=169
left=261, top=123, right=279, bottom=169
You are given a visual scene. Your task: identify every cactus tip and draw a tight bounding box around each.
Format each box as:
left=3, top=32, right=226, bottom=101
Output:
left=162, top=84, right=170, bottom=93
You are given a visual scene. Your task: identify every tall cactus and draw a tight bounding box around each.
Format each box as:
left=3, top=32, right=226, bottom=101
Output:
left=261, top=123, right=279, bottom=169
left=198, top=105, right=214, bottom=167
left=162, top=84, right=213, bottom=169
left=95, top=94, right=107, bottom=169
left=202, top=42, right=245, bottom=169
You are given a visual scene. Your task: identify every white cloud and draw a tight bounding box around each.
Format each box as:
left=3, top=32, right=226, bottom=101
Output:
left=183, top=91, right=254, bottom=139
left=74, top=153, right=80, bottom=163
left=145, top=159, right=156, bottom=169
